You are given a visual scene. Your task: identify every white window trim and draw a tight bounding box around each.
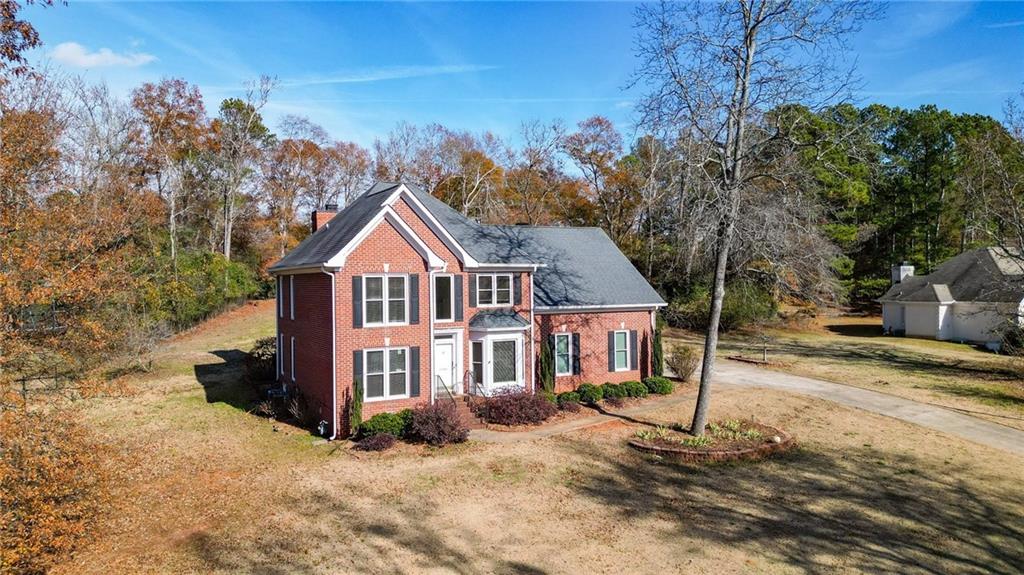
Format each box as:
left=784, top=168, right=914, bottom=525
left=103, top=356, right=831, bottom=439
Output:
left=289, top=275, right=295, bottom=320
left=363, top=347, right=411, bottom=402
left=613, top=330, right=630, bottom=372
left=363, top=273, right=409, bottom=328
left=553, top=332, right=572, bottom=377
left=477, top=273, right=513, bottom=308
left=278, top=334, right=283, bottom=375
left=278, top=277, right=283, bottom=318
left=433, top=274, right=455, bottom=323
left=471, top=333, right=524, bottom=393
left=290, top=336, right=296, bottom=381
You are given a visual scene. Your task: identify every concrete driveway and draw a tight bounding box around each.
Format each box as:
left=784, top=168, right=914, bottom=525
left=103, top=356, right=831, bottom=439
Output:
left=714, top=360, right=1024, bottom=457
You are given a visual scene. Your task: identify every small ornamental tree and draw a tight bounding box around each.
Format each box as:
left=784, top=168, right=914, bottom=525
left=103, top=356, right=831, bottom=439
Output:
left=539, top=337, right=555, bottom=394
left=350, top=379, right=363, bottom=436
left=652, top=324, right=664, bottom=377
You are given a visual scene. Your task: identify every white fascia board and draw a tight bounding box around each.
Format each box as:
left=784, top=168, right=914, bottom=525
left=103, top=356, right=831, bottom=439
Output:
left=468, top=325, right=531, bottom=333
left=325, top=206, right=445, bottom=270
left=389, top=184, right=481, bottom=268
left=466, top=263, right=545, bottom=271
left=269, top=265, right=338, bottom=275
left=534, top=303, right=666, bottom=314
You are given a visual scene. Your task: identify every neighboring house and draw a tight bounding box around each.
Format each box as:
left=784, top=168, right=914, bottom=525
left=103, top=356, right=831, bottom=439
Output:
left=269, top=182, right=666, bottom=438
left=879, top=248, right=1024, bottom=348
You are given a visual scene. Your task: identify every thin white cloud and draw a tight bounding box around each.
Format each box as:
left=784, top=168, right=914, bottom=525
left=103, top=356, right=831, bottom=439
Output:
left=279, top=64, right=497, bottom=88
left=875, top=2, right=972, bottom=51
left=51, top=42, right=156, bottom=68
left=985, top=20, right=1024, bottom=29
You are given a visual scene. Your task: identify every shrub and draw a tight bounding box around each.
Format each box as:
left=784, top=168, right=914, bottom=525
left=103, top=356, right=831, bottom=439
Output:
left=601, top=383, right=627, bottom=399
left=409, top=402, right=469, bottom=446
left=350, top=379, right=363, bottom=435
left=1, top=409, right=111, bottom=574
left=539, top=336, right=555, bottom=393
left=652, top=325, right=664, bottom=377
left=559, top=399, right=581, bottom=413
left=576, top=383, right=603, bottom=404
left=540, top=390, right=557, bottom=405
left=354, top=433, right=397, bottom=451
left=557, top=391, right=580, bottom=405
left=244, top=336, right=276, bottom=384
left=644, top=376, right=674, bottom=395
left=605, top=396, right=625, bottom=408
left=287, top=390, right=319, bottom=430
left=482, top=389, right=558, bottom=425
left=621, top=381, right=648, bottom=398
left=359, top=411, right=408, bottom=439
left=666, top=344, right=700, bottom=381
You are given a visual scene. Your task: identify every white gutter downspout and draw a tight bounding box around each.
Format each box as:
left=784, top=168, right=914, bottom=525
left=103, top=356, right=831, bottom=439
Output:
left=321, top=266, right=338, bottom=440
left=529, top=272, right=536, bottom=394
left=428, top=268, right=436, bottom=405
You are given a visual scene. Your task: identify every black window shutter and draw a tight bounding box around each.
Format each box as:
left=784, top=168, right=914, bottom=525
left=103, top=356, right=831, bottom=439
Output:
left=607, top=331, right=615, bottom=372
left=409, top=274, right=420, bottom=324
left=513, top=274, right=522, bottom=306
left=353, top=349, right=363, bottom=388
left=468, top=273, right=477, bottom=307
left=572, top=333, right=581, bottom=375
left=409, top=346, right=420, bottom=397
left=351, top=276, right=362, bottom=328
left=630, top=330, right=639, bottom=370
left=453, top=275, right=464, bottom=321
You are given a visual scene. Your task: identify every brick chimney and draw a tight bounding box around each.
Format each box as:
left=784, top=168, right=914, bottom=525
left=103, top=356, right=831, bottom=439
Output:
left=311, top=203, right=338, bottom=233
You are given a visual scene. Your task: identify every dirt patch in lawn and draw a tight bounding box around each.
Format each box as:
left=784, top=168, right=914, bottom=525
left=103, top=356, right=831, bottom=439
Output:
left=54, top=302, right=1024, bottom=575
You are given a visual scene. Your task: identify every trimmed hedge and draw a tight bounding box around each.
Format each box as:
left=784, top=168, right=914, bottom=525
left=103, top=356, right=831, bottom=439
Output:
left=621, top=380, right=648, bottom=398
left=601, top=383, right=627, bottom=399
left=482, top=389, right=558, bottom=425
left=644, top=376, right=674, bottom=395
left=354, top=433, right=396, bottom=451
left=358, top=410, right=412, bottom=439
left=576, top=383, right=603, bottom=404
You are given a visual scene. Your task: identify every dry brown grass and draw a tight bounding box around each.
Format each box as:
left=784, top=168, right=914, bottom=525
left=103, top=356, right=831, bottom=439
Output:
left=53, top=302, right=1024, bottom=574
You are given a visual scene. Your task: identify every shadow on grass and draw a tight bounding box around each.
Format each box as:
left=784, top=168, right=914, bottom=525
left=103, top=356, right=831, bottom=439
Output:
left=931, top=382, right=1024, bottom=409
left=183, top=488, right=551, bottom=575
left=194, top=349, right=256, bottom=412
left=569, top=439, right=1024, bottom=575
left=825, top=323, right=885, bottom=338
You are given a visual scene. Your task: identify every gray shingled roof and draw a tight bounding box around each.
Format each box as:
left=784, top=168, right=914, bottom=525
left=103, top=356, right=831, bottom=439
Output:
left=269, top=182, right=666, bottom=308
left=268, top=183, right=400, bottom=272
left=468, top=309, right=530, bottom=330
left=880, top=248, right=1024, bottom=304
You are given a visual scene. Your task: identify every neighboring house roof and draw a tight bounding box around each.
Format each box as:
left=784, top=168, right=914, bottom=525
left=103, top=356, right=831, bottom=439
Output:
left=270, top=182, right=666, bottom=309
left=880, top=248, right=1024, bottom=304
left=468, top=309, right=530, bottom=330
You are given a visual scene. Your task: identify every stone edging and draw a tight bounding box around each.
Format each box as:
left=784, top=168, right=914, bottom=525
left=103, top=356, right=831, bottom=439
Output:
left=627, top=425, right=795, bottom=463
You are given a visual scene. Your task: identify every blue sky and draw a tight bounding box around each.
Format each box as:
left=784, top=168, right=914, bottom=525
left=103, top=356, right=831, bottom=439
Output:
left=25, top=1, right=1024, bottom=147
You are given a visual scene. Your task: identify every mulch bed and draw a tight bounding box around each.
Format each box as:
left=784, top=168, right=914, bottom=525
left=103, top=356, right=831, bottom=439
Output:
left=628, top=421, right=795, bottom=463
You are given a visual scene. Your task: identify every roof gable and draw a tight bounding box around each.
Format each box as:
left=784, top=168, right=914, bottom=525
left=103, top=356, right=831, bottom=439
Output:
left=880, top=248, right=1024, bottom=304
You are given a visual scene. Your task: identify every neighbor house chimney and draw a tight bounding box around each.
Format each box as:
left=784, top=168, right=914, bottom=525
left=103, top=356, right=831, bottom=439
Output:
left=311, top=203, right=338, bottom=233
left=891, top=262, right=914, bottom=284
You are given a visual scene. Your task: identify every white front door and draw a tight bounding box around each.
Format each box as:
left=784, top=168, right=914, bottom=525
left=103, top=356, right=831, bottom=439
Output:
left=433, top=338, right=457, bottom=397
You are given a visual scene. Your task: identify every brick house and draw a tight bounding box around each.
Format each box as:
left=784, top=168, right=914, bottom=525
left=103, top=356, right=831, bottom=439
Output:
left=269, top=182, right=665, bottom=438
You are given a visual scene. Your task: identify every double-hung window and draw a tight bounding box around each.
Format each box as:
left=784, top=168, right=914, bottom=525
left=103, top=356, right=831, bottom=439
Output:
left=434, top=275, right=453, bottom=322
left=477, top=273, right=512, bottom=307
left=290, top=336, right=296, bottom=381
left=613, top=330, right=629, bottom=371
left=554, top=333, right=572, bottom=377
left=364, top=275, right=407, bottom=326
left=364, top=348, right=409, bottom=401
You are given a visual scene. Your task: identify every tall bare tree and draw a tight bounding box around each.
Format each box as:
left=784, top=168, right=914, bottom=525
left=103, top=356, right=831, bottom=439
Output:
left=633, top=0, right=879, bottom=434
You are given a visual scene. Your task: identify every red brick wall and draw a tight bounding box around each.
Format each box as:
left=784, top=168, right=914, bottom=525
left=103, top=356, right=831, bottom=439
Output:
left=276, top=272, right=334, bottom=428
left=534, top=309, right=655, bottom=393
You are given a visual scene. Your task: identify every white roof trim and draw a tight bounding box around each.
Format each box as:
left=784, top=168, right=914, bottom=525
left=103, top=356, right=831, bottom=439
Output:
left=325, top=206, right=446, bottom=270
left=534, top=303, right=666, bottom=313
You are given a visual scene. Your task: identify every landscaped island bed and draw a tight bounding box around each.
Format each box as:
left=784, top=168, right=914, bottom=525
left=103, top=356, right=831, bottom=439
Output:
left=629, top=420, right=794, bottom=463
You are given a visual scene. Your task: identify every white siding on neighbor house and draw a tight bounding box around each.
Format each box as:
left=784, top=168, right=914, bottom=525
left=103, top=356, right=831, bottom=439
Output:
left=882, top=303, right=905, bottom=334
left=905, top=303, right=941, bottom=339
left=950, top=301, right=1019, bottom=344
left=937, top=304, right=953, bottom=341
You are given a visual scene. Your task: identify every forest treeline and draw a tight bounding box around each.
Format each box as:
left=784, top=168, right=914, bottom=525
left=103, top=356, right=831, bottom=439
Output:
left=4, top=68, right=1024, bottom=391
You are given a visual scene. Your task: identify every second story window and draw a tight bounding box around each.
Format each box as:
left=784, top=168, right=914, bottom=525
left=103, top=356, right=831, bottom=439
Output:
left=364, top=275, right=407, bottom=326
left=477, top=273, right=512, bottom=307
left=434, top=275, right=453, bottom=322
